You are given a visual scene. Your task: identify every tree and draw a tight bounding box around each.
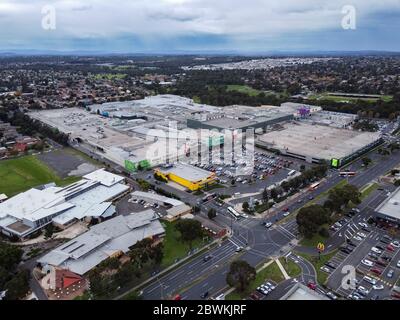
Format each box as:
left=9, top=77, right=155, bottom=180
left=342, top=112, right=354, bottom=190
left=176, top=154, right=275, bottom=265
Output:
left=270, top=188, right=279, bottom=200
left=296, top=205, right=330, bottom=239
left=44, top=224, right=54, bottom=239
left=362, top=157, right=372, bottom=167
left=208, top=208, right=217, bottom=220
left=175, top=219, right=203, bottom=248
left=4, top=269, right=30, bottom=300
left=226, top=260, right=256, bottom=292
left=242, top=202, right=249, bottom=212
left=262, top=188, right=269, bottom=204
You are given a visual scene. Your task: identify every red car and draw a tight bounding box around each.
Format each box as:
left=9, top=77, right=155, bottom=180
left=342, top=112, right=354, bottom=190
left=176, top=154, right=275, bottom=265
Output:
left=392, top=292, right=400, bottom=300
left=283, top=207, right=289, bottom=212
left=250, top=292, right=261, bottom=300
left=307, top=282, right=317, bottom=290
left=386, top=245, right=395, bottom=252
left=371, top=268, right=383, bottom=275
left=173, top=294, right=182, bottom=301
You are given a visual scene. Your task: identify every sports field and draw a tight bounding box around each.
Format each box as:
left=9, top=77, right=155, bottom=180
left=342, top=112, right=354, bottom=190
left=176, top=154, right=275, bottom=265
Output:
left=0, top=155, right=80, bottom=196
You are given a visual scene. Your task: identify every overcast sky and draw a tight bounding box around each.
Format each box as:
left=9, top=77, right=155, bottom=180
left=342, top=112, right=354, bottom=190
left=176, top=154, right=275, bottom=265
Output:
left=0, top=0, right=399, bottom=53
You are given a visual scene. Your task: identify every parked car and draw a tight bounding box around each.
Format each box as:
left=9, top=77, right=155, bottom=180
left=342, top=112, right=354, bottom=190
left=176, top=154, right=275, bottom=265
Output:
left=386, top=244, right=395, bottom=252
left=387, top=269, right=394, bottom=278
left=371, top=268, right=383, bottom=275
left=371, top=247, right=383, bottom=254
left=373, top=284, right=384, bottom=290
left=361, top=259, right=374, bottom=267
left=326, top=292, right=337, bottom=300
left=265, top=222, right=273, bottom=229
left=363, top=276, right=377, bottom=285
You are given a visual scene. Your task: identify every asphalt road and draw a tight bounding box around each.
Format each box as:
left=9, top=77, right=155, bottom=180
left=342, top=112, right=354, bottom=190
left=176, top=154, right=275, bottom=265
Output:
left=140, top=146, right=400, bottom=300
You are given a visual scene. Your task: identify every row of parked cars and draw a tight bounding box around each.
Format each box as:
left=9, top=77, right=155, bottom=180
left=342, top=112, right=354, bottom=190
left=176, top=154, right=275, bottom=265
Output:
left=250, top=281, right=276, bottom=300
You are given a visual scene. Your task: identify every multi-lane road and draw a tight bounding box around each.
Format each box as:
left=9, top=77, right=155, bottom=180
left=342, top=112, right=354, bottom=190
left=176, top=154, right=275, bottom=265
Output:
left=139, top=145, right=400, bottom=300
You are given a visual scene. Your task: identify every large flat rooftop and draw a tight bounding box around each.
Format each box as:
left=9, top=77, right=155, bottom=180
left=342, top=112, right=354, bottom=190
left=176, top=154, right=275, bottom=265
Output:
left=376, top=187, right=400, bottom=221
left=158, top=163, right=214, bottom=183
left=258, top=122, right=381, bottom=160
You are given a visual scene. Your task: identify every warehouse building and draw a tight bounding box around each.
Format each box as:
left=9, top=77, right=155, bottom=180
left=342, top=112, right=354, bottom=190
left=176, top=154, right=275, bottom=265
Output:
left=257, top=122, right=382, bottom=167
left=0, top=169, right=130, bottom=239
left=154, top=163, right=216, bottom=191
left=38, top=210, right=165, bottom=275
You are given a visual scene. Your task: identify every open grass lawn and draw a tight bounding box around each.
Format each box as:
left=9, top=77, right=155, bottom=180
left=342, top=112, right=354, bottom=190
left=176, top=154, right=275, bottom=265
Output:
left=0, top=155, right=80, bottom=196
left=161, top=221, right=205, bottom=268
left=226, top=85, right=262, bottom=97
left=297, top=250, right=338, bottom=285
left=279, top=257, right=302, bottom=278
left=309, top=92, right=392, bottom=103
left=226, top=261, right=285, bottom=300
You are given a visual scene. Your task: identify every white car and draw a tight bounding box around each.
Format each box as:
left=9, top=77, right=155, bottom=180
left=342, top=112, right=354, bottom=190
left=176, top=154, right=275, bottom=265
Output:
left=357, top=286, right=370, bottom=296
left=363, top=276, right=377, bottom=285
left=371, top=247, right=383, bottom=254
left=397, top=260, right=400, bottom=268
left=373, top=284, right=384, bottom=290
left=265, top=222, right=273, bottom=229
left=390, top=241, right=400, bottom=248
left=357, top=232, right=367, bottom=238
left=353, top=236, right=363, bottom=241
left=358, top=222, right=368, bottom=228
left=361, top=259, right=374, bottom=267
left=241, top=213, right=249, bottom=219
left=283, top=212, right=290, bottom=217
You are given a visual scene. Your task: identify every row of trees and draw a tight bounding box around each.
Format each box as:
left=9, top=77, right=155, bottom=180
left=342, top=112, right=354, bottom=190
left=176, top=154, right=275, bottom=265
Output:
left=296, top=184, right=361, bottom=239
left=263, top=164, right=328, bottom=204
left=89, top=238, right=164, bottom=299
left=9, top=111, right=69, bottom=145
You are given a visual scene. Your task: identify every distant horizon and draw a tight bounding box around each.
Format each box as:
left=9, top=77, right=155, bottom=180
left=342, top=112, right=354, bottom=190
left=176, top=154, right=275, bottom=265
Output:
left=1, top=49, right=400, bottom=57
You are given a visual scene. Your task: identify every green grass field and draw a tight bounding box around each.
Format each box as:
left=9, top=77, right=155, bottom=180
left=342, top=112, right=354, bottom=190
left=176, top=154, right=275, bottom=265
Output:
left=161, top=221, right=205, bottom=268
left=360, top=183, right=379, bottom=201
left=279, top=257, right=302, bottom=278
left=226, top=85, right=263, bottom=96
left=309, top=92, right=393, bottom=103
left=0, top=156, right=80, bottom=196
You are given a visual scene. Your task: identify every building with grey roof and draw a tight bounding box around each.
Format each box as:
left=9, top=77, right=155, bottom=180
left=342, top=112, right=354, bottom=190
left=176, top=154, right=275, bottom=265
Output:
left=38, top=210, right=165, bottom=275
left=280, top=283, right=328, bottom=300
left=375, top=187, right=400, bottom=224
